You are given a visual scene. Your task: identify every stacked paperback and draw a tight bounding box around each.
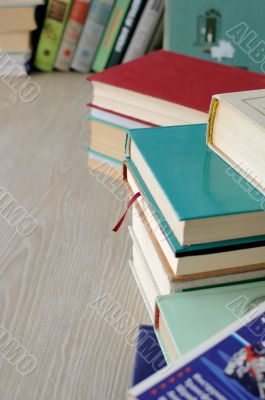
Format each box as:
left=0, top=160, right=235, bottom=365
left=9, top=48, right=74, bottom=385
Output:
left=0, top=0, right=45, bottom=75
left=87, top=49, right=265, bottom=178
left=124, top=84, right=265, bottom=397
left=34, top=0, right=164, bottom=73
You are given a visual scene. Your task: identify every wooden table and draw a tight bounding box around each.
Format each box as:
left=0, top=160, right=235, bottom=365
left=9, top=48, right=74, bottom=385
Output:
left=0, top=72, right=149, bottom=400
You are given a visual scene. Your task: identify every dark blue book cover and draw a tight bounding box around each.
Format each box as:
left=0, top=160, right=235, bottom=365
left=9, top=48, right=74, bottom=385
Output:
left=131, top=325, right=166, bottom=386
left=128, top=303, right=265, bottom=399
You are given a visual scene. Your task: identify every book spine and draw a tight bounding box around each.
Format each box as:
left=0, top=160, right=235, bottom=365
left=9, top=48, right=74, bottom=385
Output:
left=107, top=0, right=146, bottom=68
left=91, top=0, right=132, bottom=72
left=34, top=0, right=73, bottom=72
left=71, top=0, right=115, bottom=73
left=207, top=97, right=219, bottom=145
left=122, top=0, right=164, bottom=63
left=54, top=0, right=91, bottom=71
left=163, top=0, right=171, bottom=50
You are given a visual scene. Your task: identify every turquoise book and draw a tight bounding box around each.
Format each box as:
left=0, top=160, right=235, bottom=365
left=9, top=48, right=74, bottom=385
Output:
left=126, top=124, right=265, bottom=246
left=164, top=0, right=265, bottom=73
left=155, top=280, right=265, bottom=362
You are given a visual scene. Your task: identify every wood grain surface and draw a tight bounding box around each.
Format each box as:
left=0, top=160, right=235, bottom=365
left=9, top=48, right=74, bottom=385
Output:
left=0, top=72, right=149, bottom=400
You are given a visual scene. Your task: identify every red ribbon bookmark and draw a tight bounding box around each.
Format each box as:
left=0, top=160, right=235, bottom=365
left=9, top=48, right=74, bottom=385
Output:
left=112, top=192, right=141, bottom=232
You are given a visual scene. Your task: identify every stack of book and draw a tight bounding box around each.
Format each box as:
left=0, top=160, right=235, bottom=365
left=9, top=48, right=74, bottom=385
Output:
left=87, top=49, right=265, bottom=178
left=124, top=87, right=265, bottom=397
left=34, top=0, right=164, bottom=73
left=0, top=0, right=45, bottom=75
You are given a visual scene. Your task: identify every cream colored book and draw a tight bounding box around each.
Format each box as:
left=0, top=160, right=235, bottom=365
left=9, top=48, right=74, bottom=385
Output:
left=207, top=89, right=265, bottom=195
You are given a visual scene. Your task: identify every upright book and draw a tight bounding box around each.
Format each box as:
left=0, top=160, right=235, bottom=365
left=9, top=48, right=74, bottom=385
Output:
left=122, top=0, right=164, bottom=63
left=164, top=0, right=265, bottom=72
left=71, top=0, right=115, bottom=72
left=107, top=0, right=147, bottom=68
left=207, top=89, right=265, bottom=196
left=55, top=0, right=91, bottom=71
left=128, top=301, right=265, bottom=399
left=88, top=50, right=265, bottom=126
left=91, top=0, right=132, bottom=72
left=126, top=124, right=265, bottom=246
left=34, top=0, right=72, bottom=72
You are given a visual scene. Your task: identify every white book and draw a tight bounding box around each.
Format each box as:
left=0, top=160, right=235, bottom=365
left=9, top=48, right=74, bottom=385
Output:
left=122, top=0, right=164, bottom=63
left=207, top=89, right=265, bottom=195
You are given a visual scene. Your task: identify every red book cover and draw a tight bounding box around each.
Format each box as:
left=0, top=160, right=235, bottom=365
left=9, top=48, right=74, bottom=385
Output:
left=88, top=50, right=265, bottom=113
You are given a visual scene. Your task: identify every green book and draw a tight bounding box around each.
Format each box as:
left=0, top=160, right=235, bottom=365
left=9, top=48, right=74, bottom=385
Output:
left=126, top=124, right=265, bottom=246
left=34, top=0, right=72, bottom=72
left=92, top=0, right=132, bottom=72
left=164, top=0, right=265, bottom=72
left=155, top=281, right=265, bottom=362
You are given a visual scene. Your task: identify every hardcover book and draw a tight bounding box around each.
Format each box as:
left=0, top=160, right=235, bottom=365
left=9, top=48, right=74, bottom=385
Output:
left=91, top=0, right=132, bottom=72
left=155, top=283, right=265, bottom=361
left=34, top=0, right=72, bottom=72
left=126, top=124, right=265, bottom=246
left=128, top=301, right=265, bottom=399
left=71, top=0, right=115, bottom=72
left=107, top=0, right=147, bottom=68
left=207, top=89, right=265, bottom=196
left=164, top=0, right=265, bottom=72
left=88, top=50, right=265, bottom=126
left=122, top=0, right=164, bottom=63
left=55, top=0, right=91, bottom=71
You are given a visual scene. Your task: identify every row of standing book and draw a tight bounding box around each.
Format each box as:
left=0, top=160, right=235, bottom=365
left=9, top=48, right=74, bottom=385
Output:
left=33, top=0, right=164, bottom=72
left=87, top=50, right=265, bottom=399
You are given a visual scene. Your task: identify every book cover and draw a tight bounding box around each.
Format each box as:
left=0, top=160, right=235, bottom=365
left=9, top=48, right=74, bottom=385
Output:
left=107, top=0, right=147, bottom=68
left=71, top=0, right=115, bottom=72
left=55, top=0, right=91, bottom=71
left=125, top=159, right=265, bottom=258
left=128, top=301, right=265, bottom=399
left=91, top=0, right=132, bottom=72
left=122, top=0, right=164, bottom=63
left=34, top=0, right=72, bottom=72
left=155, top=282, right=265, bottom=360
left=88, top=50, right=265, bottom=115
left=164, top=0, right=265, bottom=73
left=126, top=124, right=265, bottom=245
left=131, top=325, right=166, bottom=386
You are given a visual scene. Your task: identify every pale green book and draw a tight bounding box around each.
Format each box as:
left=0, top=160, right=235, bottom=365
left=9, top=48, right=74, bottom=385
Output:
left=34, top=0, right=72, bottom=72
left=91, top=0, right=132, bottom=72
left=155, top=280, right=265, bottom=362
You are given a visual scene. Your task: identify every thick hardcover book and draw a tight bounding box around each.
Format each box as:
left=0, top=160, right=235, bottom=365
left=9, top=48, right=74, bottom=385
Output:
left=128, top=301, right=265, bottom=399
left=155, top=282, right=265, bottom=361
left=164, top=0, right=265, bottom=72
left=126, top=124, right=265, bottom=246
left=107, top=0, right=146, bottom=68
left=34, top=0, right=72, bottom=72
left=0, top=7, right=37, bottom=32
left=91, top=0, right=132, bottom=72
left=55, top=0, right=91, bottom=71
left=122, top=0, right=164, bottom=63
left=207, top=89, right=265, bottom=196
left=131, top=325, right=166, bottom=386
left=88, top=50, right=265, bottom=126
left=71, top=0, right=115, bottom=72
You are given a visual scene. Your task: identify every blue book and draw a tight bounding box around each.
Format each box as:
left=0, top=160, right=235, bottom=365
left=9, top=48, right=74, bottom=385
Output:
left=128, top=301, right=265, bottom=399
left=131, top=325, right=166, bottom=386
left=126, top=124, right=265, bottom=246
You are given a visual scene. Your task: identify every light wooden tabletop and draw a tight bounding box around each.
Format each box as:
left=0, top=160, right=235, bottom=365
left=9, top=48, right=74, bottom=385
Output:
left=0, top=72, right=149, bottom=400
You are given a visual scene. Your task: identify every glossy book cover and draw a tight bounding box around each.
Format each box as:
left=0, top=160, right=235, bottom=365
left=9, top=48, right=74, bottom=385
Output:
left=128, top=302, right=265, bottom=399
